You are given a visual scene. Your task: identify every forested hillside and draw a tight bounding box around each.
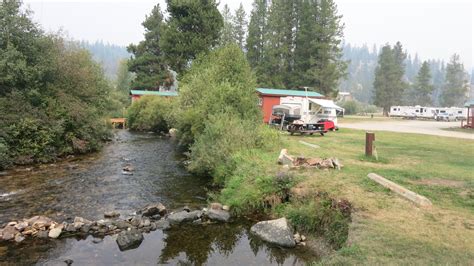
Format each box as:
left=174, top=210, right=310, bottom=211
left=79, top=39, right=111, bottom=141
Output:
left=79, top=40, right=129, bottom=80
left=340, top=43, right=450, bottom=104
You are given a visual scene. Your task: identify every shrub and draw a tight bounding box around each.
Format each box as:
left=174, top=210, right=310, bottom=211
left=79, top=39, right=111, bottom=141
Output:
left=175, top=44, right=260, bottom=149
left=340, top=100, right=360, bottom=115
left=127, top=96, right=174, bottom=133
left=285, top=196, right=351, bottom=249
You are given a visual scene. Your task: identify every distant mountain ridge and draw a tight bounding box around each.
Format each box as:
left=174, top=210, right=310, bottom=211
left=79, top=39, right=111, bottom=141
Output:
left=79, top=40, right=129, bottom=80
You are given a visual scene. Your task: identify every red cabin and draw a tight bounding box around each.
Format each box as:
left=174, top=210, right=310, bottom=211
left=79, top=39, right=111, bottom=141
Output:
left=256, top=88, right=325, bottom=123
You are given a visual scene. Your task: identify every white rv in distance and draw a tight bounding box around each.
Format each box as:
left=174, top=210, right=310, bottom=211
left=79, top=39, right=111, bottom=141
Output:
left=389, top=106, right=467, bottom=121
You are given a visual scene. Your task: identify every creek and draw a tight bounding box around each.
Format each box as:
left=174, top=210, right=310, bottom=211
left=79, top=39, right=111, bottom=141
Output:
left=0, top=131, right=319, bottom=265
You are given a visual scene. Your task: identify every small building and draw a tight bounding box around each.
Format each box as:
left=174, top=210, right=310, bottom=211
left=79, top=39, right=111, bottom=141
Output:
left=337, top=91, right=352, bottom=102
left=462, top=100, right=474, bottom=129
left=256, top=88, right=325, bottom=123
left=130, top=90, right=178, bottom=103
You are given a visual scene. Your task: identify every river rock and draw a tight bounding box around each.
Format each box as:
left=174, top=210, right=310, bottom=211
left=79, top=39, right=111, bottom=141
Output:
left=2, top=226, right=17, bottom=241
left=155, top=219, right=170, bottom=230
left=250, top=218, right=296, bottom=248
left=121, top=171, right=133, bottom=176
left=104, top=211, right=120, bottom=218
left=206, top=209, right=230, bottom=222
left=15, top=221, right=28, bottom=232
left=48, top=227, right=62, bottom=239
left=167, top=210, right=202, bottom=224
left=139, top=218, right=151, bottom=228
left=113, top=220, right=132, bottom=230
left=222, top=205, right=230, bottom=211
left=31, top=216, right=53, bottom=230
left=140, top=203, right=167, bottom=217
left=65, top=223, right=76, bottom=232
left=37, top=230, right=49, bottom=238
left=74, top=217, right=92, bottom=224
left=116, top=228, right=144, bottom=251
left=210, top=202, right=223, bottom=210
left=14, top=233, right=25, bottom=243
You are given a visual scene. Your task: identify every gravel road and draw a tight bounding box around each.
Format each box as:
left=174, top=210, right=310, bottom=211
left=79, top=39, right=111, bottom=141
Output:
left=339, top=120, right=474, bottom=140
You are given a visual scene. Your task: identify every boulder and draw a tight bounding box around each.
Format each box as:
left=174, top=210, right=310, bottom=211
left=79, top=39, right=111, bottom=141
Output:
left=206, top=209, right=230, bottom=222
left=104, top=211, right=120, bottom=218
left=2, top=226, right=17, bottom=241
left=167, top=210, right=202, bottom=224
left=140, top=203, right=167, bottom=217
left=48, top=227, right=62, bottom=239
left=250, top=218, right=296, bottom=248
left=29, top=216, right=53, bottom=229
left=116, top=228, right=143, bottom=251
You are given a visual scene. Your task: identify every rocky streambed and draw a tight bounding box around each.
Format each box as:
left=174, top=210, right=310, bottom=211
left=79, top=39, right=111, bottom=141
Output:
left=0, top=131, right=320, bottom=265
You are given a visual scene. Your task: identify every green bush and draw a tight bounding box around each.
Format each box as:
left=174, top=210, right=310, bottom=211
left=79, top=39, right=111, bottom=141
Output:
left=285, top=197, right=351, bottom=249
left=127, top=96, right=174, bottom=133
left=176, top=44, right=261, bottom=149
left=340, top=100, right=380, bottom=115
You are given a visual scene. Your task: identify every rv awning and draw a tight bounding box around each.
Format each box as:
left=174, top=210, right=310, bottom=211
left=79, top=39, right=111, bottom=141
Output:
left=308, top=98, right=344, bottom=110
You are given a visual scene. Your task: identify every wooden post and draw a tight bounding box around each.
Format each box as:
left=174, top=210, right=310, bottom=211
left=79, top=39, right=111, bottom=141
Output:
left=365, top=132, right=375, bottom=156
left=280, top=113, right=286, bottom=131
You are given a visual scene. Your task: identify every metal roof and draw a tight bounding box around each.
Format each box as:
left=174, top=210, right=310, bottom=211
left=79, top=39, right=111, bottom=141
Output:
left=256, top=88, right=324, bottom=97
left=130, top=90, right=178, bottom=96
left=465, top=100, right=474, bottom=107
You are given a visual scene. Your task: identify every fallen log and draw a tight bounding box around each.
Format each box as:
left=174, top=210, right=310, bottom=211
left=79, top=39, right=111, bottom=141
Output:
left=367, top=173, right=432, bottom=207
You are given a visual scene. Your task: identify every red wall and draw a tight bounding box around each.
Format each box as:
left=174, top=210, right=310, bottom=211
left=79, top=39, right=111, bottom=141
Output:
left=260, top=96, right=281, bottom=123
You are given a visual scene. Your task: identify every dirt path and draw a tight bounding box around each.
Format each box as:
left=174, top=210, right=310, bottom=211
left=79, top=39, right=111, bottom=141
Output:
left=339, top=120, right=474, bottom=140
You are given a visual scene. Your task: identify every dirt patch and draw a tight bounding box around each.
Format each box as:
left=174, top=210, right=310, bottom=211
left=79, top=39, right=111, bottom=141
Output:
left=409, top=179, right=465, bottom=188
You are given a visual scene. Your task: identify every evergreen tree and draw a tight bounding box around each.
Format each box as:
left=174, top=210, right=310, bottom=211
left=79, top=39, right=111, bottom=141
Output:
left=306, top=0, right=347, bottom=97
left=246, top=0, right=268, bottom=85
left=161, top=0, right=223, bottom=75
left=373, top=43, right=407, bottom=115
left=219, top=4, right=235, bottom=46
left=440, top=54, right=468, bottom=107
left=260, top=0, right=296, bottom=88
left=233, top=3, right=247, bottom=50
left=412, top=61, right=434, bottom=105
left=127, top=5, right=169, bottom=90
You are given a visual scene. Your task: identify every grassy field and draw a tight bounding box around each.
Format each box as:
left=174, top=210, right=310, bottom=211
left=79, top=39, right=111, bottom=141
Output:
left=443, top=127, right=474, bottom=134
left=338, top=115, right=406, bottom=124
left=219, top=128, right=474, bottom=264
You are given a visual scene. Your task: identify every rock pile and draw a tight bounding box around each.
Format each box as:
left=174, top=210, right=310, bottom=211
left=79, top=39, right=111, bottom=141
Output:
left=278, top=149, right=343, bottom=170
left=0, top=202, right=232, bottom=248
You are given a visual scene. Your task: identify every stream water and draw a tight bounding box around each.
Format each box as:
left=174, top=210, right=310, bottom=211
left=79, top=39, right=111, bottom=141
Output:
left=0, top=131, right=318, bottom=265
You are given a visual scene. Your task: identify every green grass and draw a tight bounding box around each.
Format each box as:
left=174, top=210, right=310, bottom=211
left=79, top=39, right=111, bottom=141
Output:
left=217, top=127, right=474, bottom=264
left=442, top=127, right=474, bottom=134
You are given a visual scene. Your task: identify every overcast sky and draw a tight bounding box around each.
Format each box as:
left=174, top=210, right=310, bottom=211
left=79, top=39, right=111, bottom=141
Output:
left=23, top=0, right=473, bottom=70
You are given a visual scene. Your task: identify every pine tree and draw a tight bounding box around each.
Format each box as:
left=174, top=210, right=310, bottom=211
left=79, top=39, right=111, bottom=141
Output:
left=294, top=0, right=346, bottom=96
left=233, top=3, right=247, bottom=50
left=219, top=4, right=235, bottom=46
left=127, top=5, right=169, bottom=90
left=373, top=43, right=407, bottom=115
left=246, top=0, right=268, bottom=85
left=161, top=0, right=223, bottom=75
left=260, top=0, right=296, bottom=88
left=412, top=61, right=434, bottom=105
left=440, top=54, right=468, bottom=107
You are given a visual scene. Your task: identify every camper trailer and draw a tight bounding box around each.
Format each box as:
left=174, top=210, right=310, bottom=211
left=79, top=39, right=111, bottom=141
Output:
left=271, top=96, right=343, bottom=135
left=390, top=105, right=466, bottom=121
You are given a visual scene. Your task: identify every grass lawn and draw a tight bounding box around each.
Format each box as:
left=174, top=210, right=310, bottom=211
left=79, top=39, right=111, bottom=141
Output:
left=338, top=115, right=402, bottom=123
left=220, top=128, right=474, bottom=264
left=442, top=127, right=474, bottom=134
